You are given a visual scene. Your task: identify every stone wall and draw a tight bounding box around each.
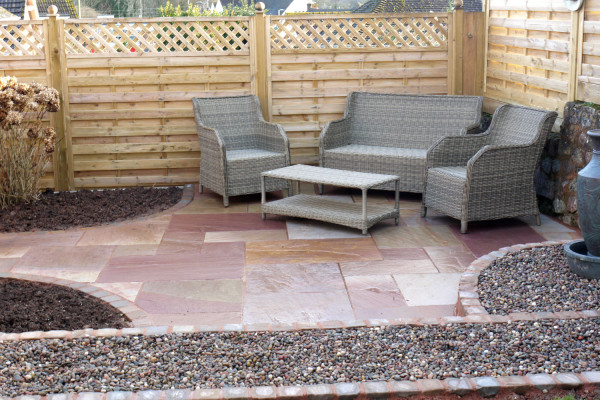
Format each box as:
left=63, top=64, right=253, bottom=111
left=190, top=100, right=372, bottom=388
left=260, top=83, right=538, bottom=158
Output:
left=536, top=102, right=600, bottom=226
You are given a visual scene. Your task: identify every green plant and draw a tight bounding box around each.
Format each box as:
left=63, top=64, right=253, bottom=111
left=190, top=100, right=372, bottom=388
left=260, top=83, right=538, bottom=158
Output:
left=158, top=0, right=257, bottom=16
left=0, top=77, right=59, bottom=209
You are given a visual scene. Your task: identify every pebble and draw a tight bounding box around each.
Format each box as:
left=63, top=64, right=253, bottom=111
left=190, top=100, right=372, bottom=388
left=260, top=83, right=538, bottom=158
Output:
left=1, top=319, right=600, bottom=396
left=478, top=245, right=600, bottom=314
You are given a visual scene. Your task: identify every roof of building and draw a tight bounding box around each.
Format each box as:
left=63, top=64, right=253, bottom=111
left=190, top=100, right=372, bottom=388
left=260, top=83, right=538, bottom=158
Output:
left=353, top=0, right=481, bottom=13
left=220, top=0, right=296, bottom=14
left=36, top=0, right=77, bottom=17
left=0, top=5, right=19, bottom=18
left=0, top=0, right=77, bottom=18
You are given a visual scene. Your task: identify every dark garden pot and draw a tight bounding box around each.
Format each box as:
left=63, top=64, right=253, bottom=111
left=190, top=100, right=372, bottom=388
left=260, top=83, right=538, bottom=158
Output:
left=577, top=129, right=600, bottom=257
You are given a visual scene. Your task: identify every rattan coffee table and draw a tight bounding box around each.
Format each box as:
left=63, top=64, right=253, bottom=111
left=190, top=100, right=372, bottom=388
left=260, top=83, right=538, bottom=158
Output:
left=261, top=164, right=400, bottom=234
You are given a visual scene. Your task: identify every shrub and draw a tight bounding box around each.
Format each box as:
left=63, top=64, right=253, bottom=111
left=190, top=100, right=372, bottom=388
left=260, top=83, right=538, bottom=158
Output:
left=0, top=77, right=59, bottom=209
left=158, top=0, right=257, bottom=16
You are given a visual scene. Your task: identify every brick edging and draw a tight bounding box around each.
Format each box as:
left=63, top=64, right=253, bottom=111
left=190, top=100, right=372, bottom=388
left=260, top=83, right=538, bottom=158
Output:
left=456, top=240, right=600, bottom=322
left=2, top=372, right=599, bottom=400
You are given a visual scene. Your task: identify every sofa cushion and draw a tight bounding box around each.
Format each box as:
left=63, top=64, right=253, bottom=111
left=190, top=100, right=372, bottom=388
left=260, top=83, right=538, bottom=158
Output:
left=325, top=144, right=427, bottom=159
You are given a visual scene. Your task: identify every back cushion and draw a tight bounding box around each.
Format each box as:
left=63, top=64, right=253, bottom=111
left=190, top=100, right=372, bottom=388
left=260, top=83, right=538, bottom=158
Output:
left=347, top=92, right=482, bottom=149
left=193, top=95, right=262, bottom=150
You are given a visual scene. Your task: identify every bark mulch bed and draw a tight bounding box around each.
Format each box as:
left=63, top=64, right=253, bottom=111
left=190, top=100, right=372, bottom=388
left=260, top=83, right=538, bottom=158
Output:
left=0, top=278, right=131, bottom=333
left=0, top=186, right=183, bottom=233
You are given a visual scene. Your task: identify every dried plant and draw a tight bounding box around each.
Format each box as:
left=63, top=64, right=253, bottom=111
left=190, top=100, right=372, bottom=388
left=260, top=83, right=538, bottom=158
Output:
left=0, top=76, right=60, bottom=209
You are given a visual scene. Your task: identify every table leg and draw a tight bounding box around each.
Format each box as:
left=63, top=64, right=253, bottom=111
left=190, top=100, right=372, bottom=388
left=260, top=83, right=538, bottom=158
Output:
left=395, top=180, right=400, bottom=225
left=261, top=175, right=266, bottom=220
left=362, top=189, right=367, bottom=234
left=295, top=180, right=300, bottom=195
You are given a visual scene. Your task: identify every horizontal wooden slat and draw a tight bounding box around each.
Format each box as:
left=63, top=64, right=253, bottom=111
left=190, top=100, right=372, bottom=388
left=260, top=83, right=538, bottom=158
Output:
left=583, top=42, right=600, bottom=57
left=273, top=103, right=345, bottom=115
left=578, top=75, right=600, bottom=85
left=70, top=108, right=194, bottom=120
left=488, top=34, right=570, bottom=53
left=71, top=125, right=195, bottom=137
left=67, top=55, right=250, bottom=68
left=577, top=82, right=600, bottom=103
left=488, top=18, right=570, bottom=32
left=74, top=158, right=200, bottom=171
left=72, top=142, right=200, bottom=154
left=485, top=87, right=564, bottom=113
left=487, top=51, right=570, bottom=73
left=271, top=51, right=448, bottom=63
left=74, top=175, right=198, bottom=188
left=584, top=21, right=600, bottom=34
left=581, top=64, right=600, bottom=78
left=68, top=72, right=250, bottom=86
left=272, top=67, right=447, bottom=81
left=70, top=90, right=250, bottom=103
left=487, top=67, right=568, bottom=92
left=272, top=85, right=448, bottom=99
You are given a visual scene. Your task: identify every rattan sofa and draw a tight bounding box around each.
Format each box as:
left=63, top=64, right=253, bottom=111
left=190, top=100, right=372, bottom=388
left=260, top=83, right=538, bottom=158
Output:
left=421, top=104, right=558, bottom=233
left=319, top=92, right=483, bottom=193
left=192, top=95, right=290, bottom=207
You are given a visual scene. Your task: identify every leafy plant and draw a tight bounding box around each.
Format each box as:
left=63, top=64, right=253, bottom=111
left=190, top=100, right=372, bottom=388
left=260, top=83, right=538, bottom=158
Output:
left=0, top=77, right=59, bottom=209
left=158, top=0, right=257, bottom=16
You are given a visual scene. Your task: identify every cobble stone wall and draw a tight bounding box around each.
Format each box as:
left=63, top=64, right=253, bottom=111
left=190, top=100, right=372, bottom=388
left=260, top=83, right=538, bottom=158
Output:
left=536, top=102, right=600, bottom=226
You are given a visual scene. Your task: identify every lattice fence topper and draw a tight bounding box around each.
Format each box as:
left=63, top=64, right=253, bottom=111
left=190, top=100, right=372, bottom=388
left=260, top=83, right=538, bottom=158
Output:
left=270, top=15, right=448, bottom=51
left=63, top=19, right=250, bottom=54
left=0, top=22, right=45, bottom=56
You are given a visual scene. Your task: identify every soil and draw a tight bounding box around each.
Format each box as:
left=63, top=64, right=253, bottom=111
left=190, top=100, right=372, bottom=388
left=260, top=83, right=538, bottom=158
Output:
left=0, top=186, right=183, bottom=233
left=0, top=278, right=131, bottom=333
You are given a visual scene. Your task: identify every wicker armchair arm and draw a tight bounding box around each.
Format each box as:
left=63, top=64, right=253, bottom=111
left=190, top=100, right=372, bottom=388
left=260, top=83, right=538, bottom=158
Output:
left=197, top=124, right=226, bottom=172
left=427, top=133, right=489, bottom=169
left=319, top=117, right=352, bottom=151
left=461, top=121, right=484, bottom=135
left=258, top=121, right=290, bottom=157
left=467, top=144, right=540, bottom=179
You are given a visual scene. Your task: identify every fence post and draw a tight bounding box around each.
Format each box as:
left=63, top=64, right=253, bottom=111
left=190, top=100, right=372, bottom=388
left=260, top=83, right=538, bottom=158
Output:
left=451, top=5, right=464, bottom=95
left=252, top=3, right=271, bottom=121
left=46, top=6, right=73, bottom=191
left=568, top=7, right=584, bottom=102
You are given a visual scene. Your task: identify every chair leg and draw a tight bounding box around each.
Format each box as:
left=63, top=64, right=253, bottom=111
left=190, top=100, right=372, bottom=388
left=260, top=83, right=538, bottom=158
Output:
left=421, top=205, right=427, bottom=217
left=460, top=221, right=468, bottom=234
left=318, top=184, right=324, bottom=195
left=223, top=196, right=229, bottom=207
left=535, top=214, right=541, bottom=226
left=199, top=184, right=204, bottom=194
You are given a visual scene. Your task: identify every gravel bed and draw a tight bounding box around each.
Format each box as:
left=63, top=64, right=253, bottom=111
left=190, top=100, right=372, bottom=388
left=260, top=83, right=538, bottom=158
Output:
left=1, top=319, right=599, bottom=396
left=478, top=245, right=600, bottom=315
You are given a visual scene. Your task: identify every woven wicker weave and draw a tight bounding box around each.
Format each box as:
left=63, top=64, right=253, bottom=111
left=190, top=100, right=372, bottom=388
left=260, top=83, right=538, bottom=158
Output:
left=422, top=104, right=558, bottom=233
left=319, top=92, right=483, bottom=193
left=192, top=95, right=290, bottom=206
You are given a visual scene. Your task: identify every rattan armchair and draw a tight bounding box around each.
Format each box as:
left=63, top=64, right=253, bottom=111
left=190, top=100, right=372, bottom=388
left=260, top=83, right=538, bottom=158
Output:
left=192, top=95, right=290, bottom=206
left=421, top=104, right=558, bottom=233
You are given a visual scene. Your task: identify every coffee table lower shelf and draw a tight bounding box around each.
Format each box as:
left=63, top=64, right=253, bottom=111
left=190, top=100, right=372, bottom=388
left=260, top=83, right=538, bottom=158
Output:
left=262, top=194, right=399, bottom=234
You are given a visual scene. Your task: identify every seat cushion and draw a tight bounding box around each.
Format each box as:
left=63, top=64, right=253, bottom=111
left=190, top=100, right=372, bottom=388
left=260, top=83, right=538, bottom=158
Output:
left=226, top=148, right=283, bottom=161
left=326, top=144, right=427, bottom=159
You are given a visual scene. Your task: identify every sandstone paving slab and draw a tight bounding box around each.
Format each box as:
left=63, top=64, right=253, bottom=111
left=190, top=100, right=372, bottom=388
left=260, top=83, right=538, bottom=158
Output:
left=246, top=238, right=382, bottom=265
left=449, top=219, right=545, bottom=257
left=378, top=248, right=429, bottom=260
left=112, top=244, right=159, bottom=257
left=12, top=245, right=114, bottom=282
left=353, top=304, right=455, bottom=320
left=245, top=263, right=345, bottom=294
left=149, top=312, right=242, bottom=326
left=340, top=259, right=438, bottom=276
left=0, top=258, right=18, bottom=272
left=0, top=230, right=83, bottom=248
left=168, top=213, right=285, bottom=233
left=175, top=197, right=248, bottom=214
left=371, top=225, right=462, bottom=249
left=345, top=275, right=407, bottom=309
left=204, top=229, right=287, bottom=243
left=286, top=218, right=365, bottom=240
left=137, top=279, right=243, bottom=314
left=393, top=273, right=462, bottom=306
left=156, top=230, right=205, bottom=254
left=78, top=221, right=167, bottom=246
left=0, top=245, right=30, bottom=258
left=93, top=282, right=143, bottom=302
left=424, top=245, right=476, bottom=273
left=243, top=291, right=354, bottom=325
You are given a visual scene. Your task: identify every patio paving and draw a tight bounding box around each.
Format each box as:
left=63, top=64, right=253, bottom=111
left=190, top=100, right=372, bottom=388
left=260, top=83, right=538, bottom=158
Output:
left=0, top=184, right=582, bottom=327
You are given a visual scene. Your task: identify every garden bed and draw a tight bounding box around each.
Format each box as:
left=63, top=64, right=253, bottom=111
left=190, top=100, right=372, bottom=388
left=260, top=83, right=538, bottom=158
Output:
left=0, top=187, right=183, bottom=233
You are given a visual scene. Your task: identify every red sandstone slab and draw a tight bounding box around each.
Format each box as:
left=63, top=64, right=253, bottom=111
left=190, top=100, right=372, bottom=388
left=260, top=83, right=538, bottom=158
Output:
left=354, top=304, right=455, bottom=320
left=245, top=263, right=345, bottom=295
left=167, top=213, right=286, bottom=233
left=157, top=231, right=205, bottom=254
left=345, top=275, right=408, bottom=309
left=378, top=248, right=429, bottom=260
left=97, top=251, right=244, bottom=283
left=449, top=219, right=545, bottom=257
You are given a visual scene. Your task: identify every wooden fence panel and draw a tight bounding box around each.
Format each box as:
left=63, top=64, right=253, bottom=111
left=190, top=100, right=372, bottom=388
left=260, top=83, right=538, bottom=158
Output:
left=63, top=18, right=252, bottom=188
left=269, top=13, right=450, bottom=164
left=579, top=0, right=600, bottom=103
left=485, top=0, right=571, bottom=115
